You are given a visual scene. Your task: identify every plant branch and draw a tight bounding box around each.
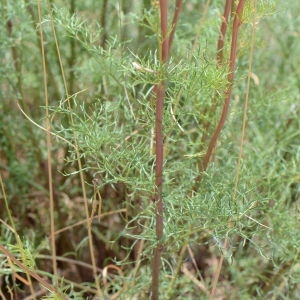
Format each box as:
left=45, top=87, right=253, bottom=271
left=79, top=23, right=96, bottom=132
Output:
left=160, top=0, right=169, bottom=64
left=68, top=0, right=76, bottom=94
left=217, top=0, right=233, bottom=64
left=37, top=0, right=57, bottom=284
left=168, top=0, right=183, bottom=51
left=197, top=0, right=232, bottom=160
left=151, top=1, right=169, bottom=299
left=100, top=0, right=108, bottom=48
left=0, top=244, right=66, bottom=299
left=46, top=1, right=102, bottom=297
left=200, top=0, right=246, bottom=175
left=234, top=0, right=257, bottom=195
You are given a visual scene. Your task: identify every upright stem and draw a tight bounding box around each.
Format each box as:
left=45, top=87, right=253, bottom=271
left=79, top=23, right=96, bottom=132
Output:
left=152, top=83, right=166, bottom=300
left=234, top=0, right=257, bottom=195
left=47, top=1, right=102, bottom=296
left=37, top=0, right=57, bottom=283
left=160, top=0, right=169, bottom=63
left=197, top=0, right=232, bottom=166
left=201, top=0, right=246, bottom=174
left=151, top=1, right=183, bottom=298
left=216, top=0, right=232, bottom=64
left=100, top=0, right=108, bottom=48
left=151, top=1, right=168, bottom=299
left=68, top=0, right=76, bottom=94
left=168, top=0, right=183, bottom=50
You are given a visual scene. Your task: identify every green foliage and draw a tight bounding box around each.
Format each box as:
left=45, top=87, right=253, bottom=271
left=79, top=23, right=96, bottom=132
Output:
left=1, top=0, right=300, bottom=299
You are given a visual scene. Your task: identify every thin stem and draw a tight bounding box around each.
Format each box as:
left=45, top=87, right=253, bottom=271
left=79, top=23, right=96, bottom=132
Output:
left=160, top=0, right=169, bottom=64
left=165, top=243, right=187, bottom=299
left=68, top=0, right=76, bottom=94
left=37, top=0, right=57, bottom=284
left=24, top=0, right=61, bottom=105
left=200, top=0, right=246, bottom=175
left=168, top=0, right=183, bottom=50
left=100, top=0, right=108, bottom=48
left=217, top=0, right=233, bottom=64
left=47, top=1, right=102, bottom=297
left=197, top=0, right=231, bottom=160
left=151, top=1, right=169, bottom=299
left=210, top=2, right=251, bottom=296
left=0, top=176, right=36, bottom=299
left=234, top=0, right=257, bottom=195
left=210, top=238, right=228, bottom=298
left=151, top=2, right=183, bottom=297
left=152, top=81, right=166, bottom=300
left=159, top=0, right=183, bottom=157
left=0, top=243, right=65, bottom=299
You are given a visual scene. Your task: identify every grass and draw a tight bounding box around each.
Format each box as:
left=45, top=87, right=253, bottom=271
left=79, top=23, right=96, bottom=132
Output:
left=1, top=0, right=300, bottom=299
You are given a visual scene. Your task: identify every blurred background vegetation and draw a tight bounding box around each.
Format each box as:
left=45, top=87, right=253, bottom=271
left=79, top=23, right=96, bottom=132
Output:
left=1, top=0, right=300, bottom=299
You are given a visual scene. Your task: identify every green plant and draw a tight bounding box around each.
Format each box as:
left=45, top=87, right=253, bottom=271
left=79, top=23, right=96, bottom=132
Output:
left=1, top=0, right=300, bottom=299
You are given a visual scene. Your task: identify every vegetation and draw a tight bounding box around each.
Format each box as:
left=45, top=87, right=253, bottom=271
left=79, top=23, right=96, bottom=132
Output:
left=1, top=0, right=300, bottom=299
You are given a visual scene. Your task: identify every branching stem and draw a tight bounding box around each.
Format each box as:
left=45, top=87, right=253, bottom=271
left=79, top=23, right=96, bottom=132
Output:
left=200, top=0, right=246, bottom=175
left=151, top=1, right=182, bottom=299
left=217, top=0, right=232, bottom=64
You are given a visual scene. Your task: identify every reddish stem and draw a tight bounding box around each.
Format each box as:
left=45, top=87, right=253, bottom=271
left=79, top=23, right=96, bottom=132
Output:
left=198, top=0, right=233, bottom=160
left=151, top=1, right=169, bottom=299
left=160, top=0, right=169, bottom=64
left=217, top=0, right=232, bottom=64
left=168, top=0, right=183, bottom=50
left=201, top=0, right=246, bottom=174
left=152, top=2, right=183, bottom=298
